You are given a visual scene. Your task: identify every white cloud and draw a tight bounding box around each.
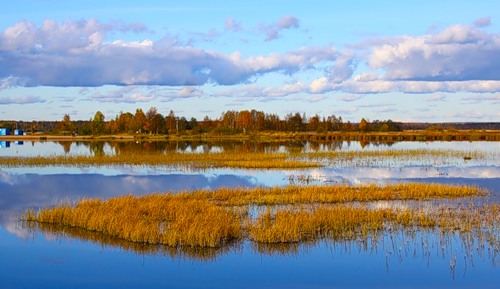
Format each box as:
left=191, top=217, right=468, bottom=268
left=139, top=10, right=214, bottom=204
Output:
left=224, top=18, right=242, bottom=32
left=427, top=94, right=447, bottom=102
left=309, top=77, right=332, bottom=94
left=87, top=86, right=157, bottom=103
left=461, top=94, right=500, bottom=104
left=0, top=95, right=44, bottom=105
left=259, top=15, right=300, bottom=41
left=473, top=17, right=491, bottom=28
left=325, top=52, right=356, bottom=83
left=340, top=95, right=362, bottom=102
left=0, top=19, right=338, bottom=88
left=85, top=86, right=205, bottom=103
left=0, top=76, right=24, bottom=91
left=177, top=87, right=203, bottom=98
left=449, top=111, right=490, bottom=120
left=368, top=25, right=500, bottom=81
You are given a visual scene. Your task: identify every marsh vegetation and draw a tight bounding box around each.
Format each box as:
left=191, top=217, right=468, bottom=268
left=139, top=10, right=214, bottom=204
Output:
left=4, top=138, right=499, bottom=287
left=1, top=148, right=495, bottom=169
left=23, top=183, right=494, bottom=250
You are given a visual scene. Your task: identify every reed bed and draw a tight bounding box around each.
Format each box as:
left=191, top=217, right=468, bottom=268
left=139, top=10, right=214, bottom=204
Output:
left=0, top=152, right=320, bottom=169
left=25, top=195, right=243, bottom=248
left=305, top=149, right=496, bottom=167
left=23, top=183, right=491, bottom=249
left=248, top=204, right=500, bottom=245
left=306, top=149, right=489, bottom=160
left=2, top=148, right=495, bottom=170
left=186, top=183, right=487, bottom=206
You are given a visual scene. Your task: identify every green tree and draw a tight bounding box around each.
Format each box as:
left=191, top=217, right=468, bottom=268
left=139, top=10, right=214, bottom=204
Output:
left=91, top=111, right=105, bottom=135
left=379, top=123, right=390, bottom=132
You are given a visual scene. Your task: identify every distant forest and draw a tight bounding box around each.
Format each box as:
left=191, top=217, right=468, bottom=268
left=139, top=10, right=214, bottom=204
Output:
left=1, top=107, right=499, bottom=135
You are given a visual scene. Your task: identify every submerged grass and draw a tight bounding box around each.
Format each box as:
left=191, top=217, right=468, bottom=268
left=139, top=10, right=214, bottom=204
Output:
left=23, top=183, right=491, bottom=249
left=305, top=149, right=496, bottom=167
left=248, top=204, right=500, bottom=246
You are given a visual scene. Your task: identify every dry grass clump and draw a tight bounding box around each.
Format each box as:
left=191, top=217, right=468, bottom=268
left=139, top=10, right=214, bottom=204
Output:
left=192, top=183, right=487, bottom=206
left=249, top=207, right=389, bottom=243
left=25, top=194, right=242, bottom=248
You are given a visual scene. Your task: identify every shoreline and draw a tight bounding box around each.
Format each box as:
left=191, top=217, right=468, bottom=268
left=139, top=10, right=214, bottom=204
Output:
left=0, top=130, right=499, bottom=142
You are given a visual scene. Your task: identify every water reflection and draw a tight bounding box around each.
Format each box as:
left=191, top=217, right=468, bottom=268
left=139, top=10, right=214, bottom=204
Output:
left=3, top=139, right=497, bottom=157
left=0, top=171, right=258, bottom=238
left=23, top=221, right=239, bottom=262
left=22, top=219, right=500, bottom=277
left=0, top=140, right=498, bottom=288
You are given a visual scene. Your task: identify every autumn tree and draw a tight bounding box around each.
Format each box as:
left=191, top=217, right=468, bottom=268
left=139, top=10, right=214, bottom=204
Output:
left=117, top=112, right=134, bottom=133
left=307, top=114, right=321, bottom=132
left=251, top=110, right=266, bottom=131
left=220, top=110, right=237, bottom=131
left=132, top=109, right=147, bottom=133
left=145, top=107, right=164, bottom=134
left=165, top=110, right=177, bottom=134
left=55, top=114, right=75, bottom=134
left=358, top=118, right=369, bottom=132
left=286, top=112, right=304, bottom=132
left=237, top=110, right=253, bottom=132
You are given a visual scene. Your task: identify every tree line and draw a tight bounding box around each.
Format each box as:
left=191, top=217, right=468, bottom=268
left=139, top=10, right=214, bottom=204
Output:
left=2, top=107, right=404, bottom=135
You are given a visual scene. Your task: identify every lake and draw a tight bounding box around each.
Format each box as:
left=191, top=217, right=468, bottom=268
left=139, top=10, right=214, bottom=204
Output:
left=1, top=140, right=499, bottom=288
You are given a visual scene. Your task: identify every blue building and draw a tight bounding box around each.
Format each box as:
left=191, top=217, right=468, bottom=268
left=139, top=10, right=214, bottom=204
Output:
left=0, top=128, right=11, bottom=135
left=14, top=129, right=24, bottom=136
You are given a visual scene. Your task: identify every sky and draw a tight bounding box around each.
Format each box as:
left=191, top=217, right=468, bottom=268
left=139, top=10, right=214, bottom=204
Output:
left=0, top=0, right=499, bottom=122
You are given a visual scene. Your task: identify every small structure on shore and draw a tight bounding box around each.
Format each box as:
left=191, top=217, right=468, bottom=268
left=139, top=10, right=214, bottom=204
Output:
left=14, top=129, right=24, bottom=136
left=0, top=128, right=11, bottom=135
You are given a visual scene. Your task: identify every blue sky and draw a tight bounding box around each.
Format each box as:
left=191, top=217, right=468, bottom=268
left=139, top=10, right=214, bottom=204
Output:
left=1, top=0, right=499, bottom=122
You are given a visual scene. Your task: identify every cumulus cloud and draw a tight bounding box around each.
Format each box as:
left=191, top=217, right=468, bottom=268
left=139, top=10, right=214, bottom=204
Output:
left=0, top=19, right=338, bottom=88
left=325, top=52, right=356, bottom=83
left=2, top=18, right=500, bottom=100
left=260, top=15, right=300, bottom=41
left=307, top=23, right=500, bottom=95
left=368, top=24, right=500, bottom=81
left=309, top=77, right=332, bottom=94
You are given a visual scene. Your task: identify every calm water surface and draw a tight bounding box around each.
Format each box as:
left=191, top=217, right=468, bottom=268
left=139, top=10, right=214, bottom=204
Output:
left=1, top=140, right=499, bottom=288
